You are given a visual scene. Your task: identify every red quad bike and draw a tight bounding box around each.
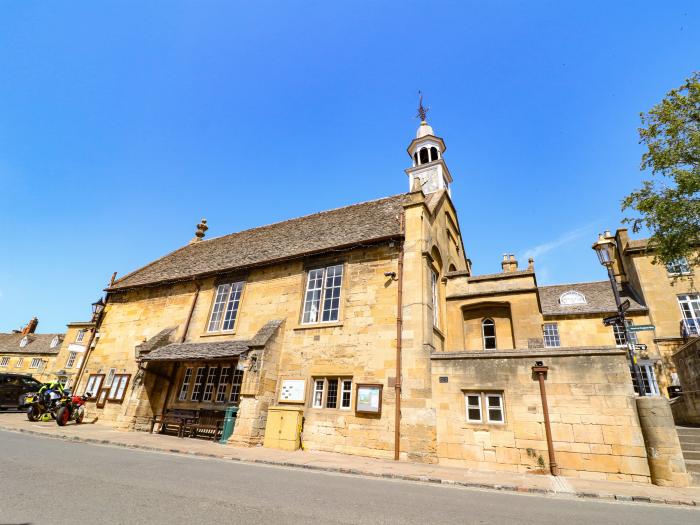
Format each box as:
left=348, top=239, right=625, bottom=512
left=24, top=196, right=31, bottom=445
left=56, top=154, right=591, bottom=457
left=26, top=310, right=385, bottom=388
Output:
left=56, top=393, right=90, bottom=426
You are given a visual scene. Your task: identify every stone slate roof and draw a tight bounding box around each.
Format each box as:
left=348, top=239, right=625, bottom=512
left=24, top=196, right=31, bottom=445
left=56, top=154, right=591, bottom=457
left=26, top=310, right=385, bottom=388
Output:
left=109, top=195, right=410, bottom=291
left=538, top=281, right=647, bottom=316
left=0, top=333, right=64, bottom=355
left=625, top=238, right=650, bottom=253
left=141, top=320, right=283, bottom=362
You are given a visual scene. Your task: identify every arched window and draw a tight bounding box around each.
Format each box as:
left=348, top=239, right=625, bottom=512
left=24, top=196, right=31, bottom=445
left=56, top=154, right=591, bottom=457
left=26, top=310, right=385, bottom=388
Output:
left=419, top=148, right=429, bottom=164
left=559, top=291, right=587, bottom=305
left=413, top=152, right=418, bottom=165
left=430, top=147, right=438, bottom=161
left=482, top=319, right=496, bottom=350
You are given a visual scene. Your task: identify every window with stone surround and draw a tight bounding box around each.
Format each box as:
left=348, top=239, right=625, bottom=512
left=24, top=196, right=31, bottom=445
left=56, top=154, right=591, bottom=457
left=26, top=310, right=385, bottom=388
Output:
left=666, top=258, right=691, bottom=276
left=216, top=367, right=230, bottom=403
left=15, top=357, right=23, bottom=368
left=190, top=367, right=206, bottom=401
left=481, top=318, right=496, bottom=350
left=0, top=356, right=9, bottom=367
left=310, top=377, right=352, bottom=410
left=542, top=323, right=560, bottom=348
left=612, top=321, right=638, bottom=347
left=202, top=367, right=219, bottom=401
left=431, top=268, right=439, bottom=328
left=65, top=351, right=77, bottom=369
left=228, top=369, right=244, bottom=403
left=29, top=358, right=42, bottom=369
left=464, top=391, right=504, bottom=424
left=631, top=363, right=659, bottom=396
left=301, top=264, right=343, bottom=324
left=179, top=367, right=192, bottom=400
left=75, top=330, right=85, bottom=343
left=207, top=281, right=245, bottom=332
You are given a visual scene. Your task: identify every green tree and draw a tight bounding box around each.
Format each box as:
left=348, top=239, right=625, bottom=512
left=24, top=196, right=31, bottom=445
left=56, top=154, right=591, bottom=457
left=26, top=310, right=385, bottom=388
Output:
left=623, top=72, right=700, bottom=268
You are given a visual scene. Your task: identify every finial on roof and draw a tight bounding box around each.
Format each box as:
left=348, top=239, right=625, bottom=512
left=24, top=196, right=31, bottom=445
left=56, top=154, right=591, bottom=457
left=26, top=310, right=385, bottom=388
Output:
left=416, top=91, right=429, bottom=123
left=190, top=218, right=208, bottom=244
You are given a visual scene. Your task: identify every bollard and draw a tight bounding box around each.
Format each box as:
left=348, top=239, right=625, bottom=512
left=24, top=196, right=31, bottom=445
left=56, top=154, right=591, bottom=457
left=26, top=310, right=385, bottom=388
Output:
left=219, top=406, right=238, bottom=444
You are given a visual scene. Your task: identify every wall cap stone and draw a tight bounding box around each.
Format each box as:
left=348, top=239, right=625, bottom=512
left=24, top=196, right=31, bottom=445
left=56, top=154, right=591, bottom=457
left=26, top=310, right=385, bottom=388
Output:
left=430, top=347, right=626, bottom=360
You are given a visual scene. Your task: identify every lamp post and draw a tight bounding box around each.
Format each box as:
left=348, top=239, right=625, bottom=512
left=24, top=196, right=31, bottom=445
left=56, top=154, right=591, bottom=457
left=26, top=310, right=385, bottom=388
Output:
left=592, top=234, right=646, bottom=397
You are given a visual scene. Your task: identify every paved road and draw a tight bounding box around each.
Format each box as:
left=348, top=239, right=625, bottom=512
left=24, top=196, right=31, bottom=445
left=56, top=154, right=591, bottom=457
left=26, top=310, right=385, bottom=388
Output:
left=0, top=430, right=697, bottom=525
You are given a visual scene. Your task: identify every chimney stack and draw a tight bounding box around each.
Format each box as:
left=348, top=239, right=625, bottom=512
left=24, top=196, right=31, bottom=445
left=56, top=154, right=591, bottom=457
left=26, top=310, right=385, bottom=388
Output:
left=501, top=254, right=519, bottom=273
left=21, top=317, right=38, bottom=335
left=189, top=218, right=208, bottom=244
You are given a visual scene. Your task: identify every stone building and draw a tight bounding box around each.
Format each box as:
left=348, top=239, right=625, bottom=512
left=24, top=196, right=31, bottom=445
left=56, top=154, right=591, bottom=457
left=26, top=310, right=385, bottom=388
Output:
left=0, top=318, right=64, bottom=382
left=0, top=317, right=96, bottom=388
left=72, top=117, right=690, bottom=485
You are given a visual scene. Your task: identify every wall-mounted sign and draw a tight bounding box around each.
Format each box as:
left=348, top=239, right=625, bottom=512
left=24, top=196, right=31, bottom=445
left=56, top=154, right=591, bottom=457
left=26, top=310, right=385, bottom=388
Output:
left=279, top=379, right=306, bottom=403
left=355, top=384, right=382, bottom=414
left=96, top=387, right=109, bottom=409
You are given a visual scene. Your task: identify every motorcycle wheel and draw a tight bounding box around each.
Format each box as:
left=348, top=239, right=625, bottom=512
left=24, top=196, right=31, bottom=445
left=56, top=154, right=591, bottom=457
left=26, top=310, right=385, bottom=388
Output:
left=56, top=407, right=70, bottom=426
left=75, top=407, right=84, bottom=424
left=27, top=405, right=40, bottom=422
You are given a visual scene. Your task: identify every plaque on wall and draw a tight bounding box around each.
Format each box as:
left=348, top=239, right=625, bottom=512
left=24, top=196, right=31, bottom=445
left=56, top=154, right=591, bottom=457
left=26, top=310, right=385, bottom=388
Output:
left=279, top=379, right=306, bottom=403
left=355, top=384, right=382, bottom=414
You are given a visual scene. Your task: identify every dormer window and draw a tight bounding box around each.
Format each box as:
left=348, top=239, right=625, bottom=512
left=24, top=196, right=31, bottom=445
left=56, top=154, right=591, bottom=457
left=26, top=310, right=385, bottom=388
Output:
left=19, top=336, right=29, bottom=348
left=50, top=336, right=60, bottom=349
left=559, top=291, right=587, bottom=305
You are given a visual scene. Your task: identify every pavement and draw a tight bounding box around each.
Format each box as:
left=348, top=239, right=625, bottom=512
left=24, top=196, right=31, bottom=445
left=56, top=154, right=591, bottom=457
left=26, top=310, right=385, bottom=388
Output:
left=4, top=430, right=699, bottom=525
left=1, top=412, right=699, bottom=509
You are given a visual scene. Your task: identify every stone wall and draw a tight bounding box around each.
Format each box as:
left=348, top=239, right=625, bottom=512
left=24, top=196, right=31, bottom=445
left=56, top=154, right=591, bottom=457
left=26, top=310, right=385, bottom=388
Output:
left=431, top=348, right=652, bottom=482
left=671, top=338, right=700, bottom=425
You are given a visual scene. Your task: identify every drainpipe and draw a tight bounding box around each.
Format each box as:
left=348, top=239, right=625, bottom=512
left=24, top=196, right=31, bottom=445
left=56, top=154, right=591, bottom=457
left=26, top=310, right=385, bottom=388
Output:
left=532, top=363, right=558, bottom=475
left=394, top=219, right=405, bottom=461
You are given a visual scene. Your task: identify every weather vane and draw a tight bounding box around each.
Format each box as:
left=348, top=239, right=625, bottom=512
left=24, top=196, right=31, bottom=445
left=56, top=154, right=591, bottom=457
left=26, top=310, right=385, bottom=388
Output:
left=416, top=90, right=429, bottom=122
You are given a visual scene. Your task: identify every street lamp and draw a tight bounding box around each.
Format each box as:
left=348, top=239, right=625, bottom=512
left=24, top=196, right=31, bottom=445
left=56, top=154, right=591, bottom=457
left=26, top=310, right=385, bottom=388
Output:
left=91, top=297, right=105, bottom=318
left=592, top=233, right=646, bottom=396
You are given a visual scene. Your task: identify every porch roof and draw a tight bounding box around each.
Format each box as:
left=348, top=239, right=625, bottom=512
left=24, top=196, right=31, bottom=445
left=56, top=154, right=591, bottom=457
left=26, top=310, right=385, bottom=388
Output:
left=140, top=319, right=283, bottom=362
left=141, top=340, right=250, bottom=362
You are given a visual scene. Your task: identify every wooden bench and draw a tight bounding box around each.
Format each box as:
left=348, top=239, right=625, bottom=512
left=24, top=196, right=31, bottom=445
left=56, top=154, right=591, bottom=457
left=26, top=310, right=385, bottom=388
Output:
left=185, top=409, right=225, bottom=441
left=151, top=409, right=198, bottom=438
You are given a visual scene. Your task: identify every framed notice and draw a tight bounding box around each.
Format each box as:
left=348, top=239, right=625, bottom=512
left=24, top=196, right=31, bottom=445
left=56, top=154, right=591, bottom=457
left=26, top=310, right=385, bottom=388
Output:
left=96, top=387, right=109, bottom=409
left=279, top=379, right=306, bottom=403
left=355, top=384, right=382, bottom=415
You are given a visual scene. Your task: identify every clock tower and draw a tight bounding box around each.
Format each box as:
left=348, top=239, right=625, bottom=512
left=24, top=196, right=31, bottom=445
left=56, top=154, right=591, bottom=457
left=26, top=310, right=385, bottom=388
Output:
left=405, top=97, right=452, bottom=195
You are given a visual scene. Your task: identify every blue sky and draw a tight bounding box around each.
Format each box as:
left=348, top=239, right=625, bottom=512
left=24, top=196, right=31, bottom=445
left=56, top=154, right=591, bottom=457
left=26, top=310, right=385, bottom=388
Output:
left=1, top=1, right=698, bottom=332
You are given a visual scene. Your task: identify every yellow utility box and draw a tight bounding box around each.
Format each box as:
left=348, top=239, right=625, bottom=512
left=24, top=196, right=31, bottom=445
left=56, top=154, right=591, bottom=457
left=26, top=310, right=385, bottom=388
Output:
left=263, top=406, right=303, bottom=451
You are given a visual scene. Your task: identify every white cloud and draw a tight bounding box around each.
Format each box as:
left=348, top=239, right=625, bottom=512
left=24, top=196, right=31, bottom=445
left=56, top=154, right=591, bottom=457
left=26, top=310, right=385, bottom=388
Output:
left=521, top=224, right=594, bottom=261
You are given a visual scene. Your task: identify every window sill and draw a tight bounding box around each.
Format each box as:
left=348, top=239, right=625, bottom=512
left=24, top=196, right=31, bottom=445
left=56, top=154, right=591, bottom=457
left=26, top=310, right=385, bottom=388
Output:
left=293, top=322, right=344, bottom=331
left=433, top=326, right=445, bottom=340
left=200, top=330, right=237, bottom=338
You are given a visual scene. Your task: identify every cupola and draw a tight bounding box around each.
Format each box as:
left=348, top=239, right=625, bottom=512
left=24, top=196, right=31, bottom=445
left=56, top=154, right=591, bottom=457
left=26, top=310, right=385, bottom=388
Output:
left=405, top=94, right=452, bottom=195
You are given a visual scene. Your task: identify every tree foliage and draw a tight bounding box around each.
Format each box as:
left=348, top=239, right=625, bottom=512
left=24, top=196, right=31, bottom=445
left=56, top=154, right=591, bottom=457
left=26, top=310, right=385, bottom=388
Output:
left=623, top=72, right=700, bottom=268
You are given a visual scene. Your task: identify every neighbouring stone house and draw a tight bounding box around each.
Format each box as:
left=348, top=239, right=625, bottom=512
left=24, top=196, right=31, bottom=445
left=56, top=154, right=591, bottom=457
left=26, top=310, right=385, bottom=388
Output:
left=0, top=318, right=64, bottom=382
left=0, top=317, right=95, bottom=388
left=72, top=117, right=691, bottom=485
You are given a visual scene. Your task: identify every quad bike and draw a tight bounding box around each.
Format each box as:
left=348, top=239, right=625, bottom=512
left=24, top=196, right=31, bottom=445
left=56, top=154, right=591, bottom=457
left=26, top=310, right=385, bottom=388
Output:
left=25, top=385, right=63, bottom=422
left=56, top=393, right=90, bottom=426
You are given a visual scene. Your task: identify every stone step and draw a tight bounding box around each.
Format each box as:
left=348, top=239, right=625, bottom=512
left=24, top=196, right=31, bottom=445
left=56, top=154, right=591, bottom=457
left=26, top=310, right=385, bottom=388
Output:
left=676, top=426, right=700, bottom=436
left=686, top=460, right=700, bottom=486
left=679, top=434, right=700, bottom=445
left=682, top=450, right=700, bottom=461
left=685, top=459, right=700, bottom=472
left=680, top=442, right=700, bottom=452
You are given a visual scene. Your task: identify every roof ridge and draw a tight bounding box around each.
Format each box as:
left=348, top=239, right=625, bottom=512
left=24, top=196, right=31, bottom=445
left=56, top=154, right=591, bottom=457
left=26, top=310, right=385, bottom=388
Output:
left=196, top=193, right=408, bottom=245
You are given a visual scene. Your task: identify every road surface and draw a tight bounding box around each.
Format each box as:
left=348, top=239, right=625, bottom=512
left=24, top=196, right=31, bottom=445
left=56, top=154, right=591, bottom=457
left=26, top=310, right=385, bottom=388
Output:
left=0, top=430, right=697, bottom=524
